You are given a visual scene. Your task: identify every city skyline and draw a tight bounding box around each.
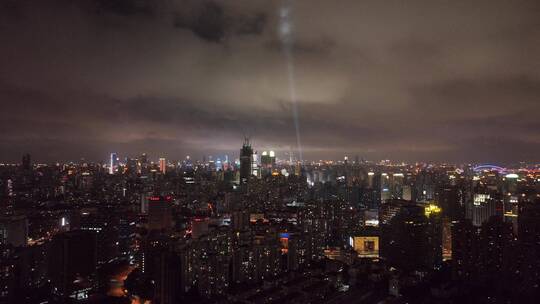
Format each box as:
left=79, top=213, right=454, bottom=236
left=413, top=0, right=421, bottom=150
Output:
left=2, top=0, right=540, bottom=163
left=2, top=139, right=539, bottom=303
left=2, top=1, right=540, bottom=303
left=2, top=149, right=538, bottom=168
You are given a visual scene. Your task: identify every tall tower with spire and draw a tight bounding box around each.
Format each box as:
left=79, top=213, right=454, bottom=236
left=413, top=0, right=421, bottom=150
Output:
left=239, top=137, right=253, bottom=184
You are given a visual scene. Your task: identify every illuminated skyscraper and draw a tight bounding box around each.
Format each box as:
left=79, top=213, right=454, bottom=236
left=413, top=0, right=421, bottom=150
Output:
left=216, top=158, right=223, bottom=171
left=239, top=138, right=253, bottom=184
left=391, top=173, right=404, bottom=199
left=380, top=173, right=391, bottom=202
left=367, top=171, right=375, bottom=188
left=294, top=161, right=302, bottom=176
left=252, top=151, right=260, bottom=178
left=159, top=157, right=166, bottom=174
left=125, top=157, right=137, bottom=175
left=261, top=151, right=270, bottom=167
left=269, top=150, right=276, bottom=164
left=109, top=152, right=119, bottom=174
left=503, top=173, right=519, bottom=231
left=140, top=153, right=148, bottom=164
left=261, top=150, right=276, bottom=176
left=470, top=193, right=499, bottom=227
left=503, top=173, right=519, bottom=194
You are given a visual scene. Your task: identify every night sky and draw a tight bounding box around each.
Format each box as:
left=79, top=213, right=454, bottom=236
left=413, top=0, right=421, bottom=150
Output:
left=1, top=0, right=540, bottom=163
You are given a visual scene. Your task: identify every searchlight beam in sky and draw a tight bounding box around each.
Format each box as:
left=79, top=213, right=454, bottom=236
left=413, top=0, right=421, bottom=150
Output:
left=279, top=0, right=303, bottom=163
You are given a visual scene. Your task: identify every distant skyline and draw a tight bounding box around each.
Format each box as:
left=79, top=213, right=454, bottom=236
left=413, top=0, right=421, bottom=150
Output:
left=2, top=149, right=535, bottom=168
left=2, top=0, right=540, bottom=163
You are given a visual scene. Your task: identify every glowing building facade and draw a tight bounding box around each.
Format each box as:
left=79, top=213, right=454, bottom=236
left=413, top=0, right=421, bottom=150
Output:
left=159, top=157, right=166, bottom=174
left=109, top=152, right=119, bottom=174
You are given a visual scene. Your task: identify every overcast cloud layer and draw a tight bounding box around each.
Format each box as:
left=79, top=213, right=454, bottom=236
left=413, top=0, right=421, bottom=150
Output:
left=1, top=0, right=540, bottom=164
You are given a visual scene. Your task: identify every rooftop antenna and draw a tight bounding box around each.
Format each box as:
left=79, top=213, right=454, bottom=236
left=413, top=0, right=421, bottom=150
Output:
left=243, top=134, right=251, bottom=147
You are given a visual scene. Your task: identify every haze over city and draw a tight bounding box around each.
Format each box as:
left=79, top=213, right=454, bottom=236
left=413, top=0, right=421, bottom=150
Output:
left=2, top=0, right=540, bottom=163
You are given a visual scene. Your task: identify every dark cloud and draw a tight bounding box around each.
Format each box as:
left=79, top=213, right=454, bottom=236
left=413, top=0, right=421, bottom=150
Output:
left=412, top=75, right=540, bottom=118
left=0, top=0, right=539, bottom=163
left=235, top=13, right=267, bottom=35
left=173, top=1, right=268, bottom=42
left=174, top=1, right=225, bottom=42
left=92, top=0, right=156, bottom=17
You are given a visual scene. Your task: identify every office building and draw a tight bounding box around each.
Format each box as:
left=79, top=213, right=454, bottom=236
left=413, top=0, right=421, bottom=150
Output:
left=148, top=196, right=173, bottom=231
left=47, top=230, right=97, bottom=299
left=239, top=138, right=253, bottom=184
left=109, top=152, right=119, bottom=174
left=21, top=154, right=31, bottom=171
left=0, top=215, right=28, bottom=247
left=159, top=157, right=166, bottom=174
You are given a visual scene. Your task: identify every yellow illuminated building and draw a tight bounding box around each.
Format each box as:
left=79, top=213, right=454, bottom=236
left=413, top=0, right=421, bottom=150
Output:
left=353, top=236, right=379, bottom=258
left=424, top=204, right=442, bottom=217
